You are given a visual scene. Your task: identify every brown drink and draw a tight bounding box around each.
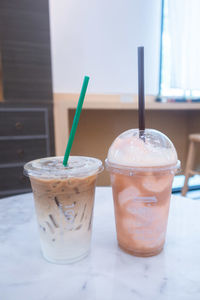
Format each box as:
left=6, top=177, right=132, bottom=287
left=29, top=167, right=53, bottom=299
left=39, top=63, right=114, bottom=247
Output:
left=106, top=129, right=180, bottom=257
left=24, top=156, right=103, bottom=264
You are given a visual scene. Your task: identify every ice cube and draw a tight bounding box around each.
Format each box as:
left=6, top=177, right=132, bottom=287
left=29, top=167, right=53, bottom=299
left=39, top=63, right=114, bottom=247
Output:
left=118, top=186, right=140, bottom=206
left=142, top=174, right=173, bottom=193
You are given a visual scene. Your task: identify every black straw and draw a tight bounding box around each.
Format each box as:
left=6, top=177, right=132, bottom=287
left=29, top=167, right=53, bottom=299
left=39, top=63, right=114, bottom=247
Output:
left=137, top=47, right=145, bottom=133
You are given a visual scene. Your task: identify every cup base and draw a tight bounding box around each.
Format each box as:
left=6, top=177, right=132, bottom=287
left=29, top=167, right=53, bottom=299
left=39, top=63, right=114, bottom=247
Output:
left=118, top=243, right=163, bottom=257
left=42, top=250, right=90, bottom=264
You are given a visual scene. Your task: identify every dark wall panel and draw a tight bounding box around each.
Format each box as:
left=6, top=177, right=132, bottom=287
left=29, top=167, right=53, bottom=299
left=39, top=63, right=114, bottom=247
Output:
left=0, top=0, right=54, bottom=197
left=0, top=0, right=52, bottom=101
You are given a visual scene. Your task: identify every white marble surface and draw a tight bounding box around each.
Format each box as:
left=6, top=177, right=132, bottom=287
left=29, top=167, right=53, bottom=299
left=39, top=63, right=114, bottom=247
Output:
left=1, top=187, right=200, bottom=300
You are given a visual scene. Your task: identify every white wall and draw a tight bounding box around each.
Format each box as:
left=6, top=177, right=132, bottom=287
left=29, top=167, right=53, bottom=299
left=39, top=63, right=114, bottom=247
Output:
left=49, top=0, right=161, bottom=94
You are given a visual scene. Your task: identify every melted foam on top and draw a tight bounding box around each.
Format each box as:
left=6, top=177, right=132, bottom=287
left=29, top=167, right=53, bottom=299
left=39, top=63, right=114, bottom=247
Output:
left=107, top=129, right=178, bottom=168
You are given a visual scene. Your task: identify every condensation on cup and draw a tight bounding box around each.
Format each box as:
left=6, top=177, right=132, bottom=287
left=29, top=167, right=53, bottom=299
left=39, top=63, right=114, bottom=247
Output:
left=24, top=156, right=103, bottom=264
left=106, top=129, right=180, bottom=257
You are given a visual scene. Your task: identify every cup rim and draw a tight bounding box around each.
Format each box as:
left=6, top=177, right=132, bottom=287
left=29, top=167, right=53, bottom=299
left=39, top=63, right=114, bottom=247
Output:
left=24, top=156, right=104, bottom=179
left=105, top=159, right=181, bottom=175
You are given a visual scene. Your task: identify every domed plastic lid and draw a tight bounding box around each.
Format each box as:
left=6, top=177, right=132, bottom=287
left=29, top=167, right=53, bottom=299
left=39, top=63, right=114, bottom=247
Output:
left=24, top=156, right=103, bottom=179
left=106, top=129, right=180, bottom=172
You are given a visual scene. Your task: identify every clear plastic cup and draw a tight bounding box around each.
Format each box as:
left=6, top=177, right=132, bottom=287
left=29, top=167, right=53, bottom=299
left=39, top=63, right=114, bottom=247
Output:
left=24, top=156, right=103, bottom=264
left=106, top=129, right=180, bottom=257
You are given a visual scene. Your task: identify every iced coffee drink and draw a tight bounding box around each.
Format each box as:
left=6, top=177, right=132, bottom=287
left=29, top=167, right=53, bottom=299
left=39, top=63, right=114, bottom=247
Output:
left=106, top=129, right=180, bottom=257
left=24, top=156, right=103, bottom=264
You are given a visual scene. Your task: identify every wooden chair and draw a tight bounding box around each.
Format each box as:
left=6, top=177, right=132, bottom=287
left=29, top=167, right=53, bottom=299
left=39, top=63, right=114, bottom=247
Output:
left=182, top=134, right=200, bottom=196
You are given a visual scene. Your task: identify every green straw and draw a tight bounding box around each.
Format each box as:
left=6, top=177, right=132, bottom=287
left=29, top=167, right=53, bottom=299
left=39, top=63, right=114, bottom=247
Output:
left=63, top=76, right=90, bottom=166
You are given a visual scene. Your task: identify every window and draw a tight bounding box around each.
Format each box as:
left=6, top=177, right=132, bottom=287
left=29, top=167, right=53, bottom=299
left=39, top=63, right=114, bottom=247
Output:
left=160, top=0, right=200, bottom=97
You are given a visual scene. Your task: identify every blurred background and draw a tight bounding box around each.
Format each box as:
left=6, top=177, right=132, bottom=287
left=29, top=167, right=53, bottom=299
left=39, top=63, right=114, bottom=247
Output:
left=0, top=0, right=200, bottom=197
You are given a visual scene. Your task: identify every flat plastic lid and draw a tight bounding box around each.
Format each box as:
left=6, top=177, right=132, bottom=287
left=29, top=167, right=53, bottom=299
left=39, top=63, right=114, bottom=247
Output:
left=106, top=129, right=179, bottom=172
left=24, top=156, right=103, bottom=179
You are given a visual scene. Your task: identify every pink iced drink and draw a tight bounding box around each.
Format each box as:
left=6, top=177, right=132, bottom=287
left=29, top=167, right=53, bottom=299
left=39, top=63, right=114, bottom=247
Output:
left=106, top=129, right=180, bottom=256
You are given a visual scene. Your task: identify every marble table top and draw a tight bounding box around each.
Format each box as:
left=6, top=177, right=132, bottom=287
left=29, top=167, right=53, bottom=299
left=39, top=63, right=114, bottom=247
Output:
left=1, top=187, right=200, bottom=300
